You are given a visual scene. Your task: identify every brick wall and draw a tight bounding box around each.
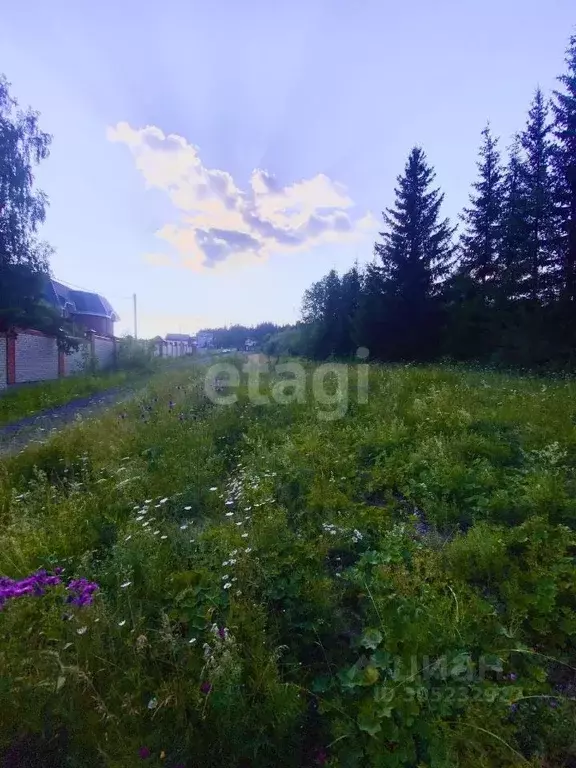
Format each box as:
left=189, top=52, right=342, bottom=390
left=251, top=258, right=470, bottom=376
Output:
left=65, top=343, right=90, bottom=375
left=0, top=330, right=117, bottom=387
left=0, top=336, right=6, bottom=390
left=94, top=335, right=115, bottom=369
left=15, top=331, right=59, bottom=384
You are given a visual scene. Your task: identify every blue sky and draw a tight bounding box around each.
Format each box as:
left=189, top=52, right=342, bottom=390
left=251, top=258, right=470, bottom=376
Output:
left=2, top=1, right=574, bottom=337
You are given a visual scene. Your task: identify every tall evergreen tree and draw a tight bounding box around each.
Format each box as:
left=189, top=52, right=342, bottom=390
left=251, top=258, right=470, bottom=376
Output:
left=459, top=124, right=505, bottom=294
left=374, top=146, right=455, bottom=358
left=499, top=138, right=528, bottom=302
left=520, top=88, right=555, bottom=302
left=339, top=263, right=363, bottom=356
left=552, top=33, right=576, bottom=306
left=354, top=262, right=386, bottom=359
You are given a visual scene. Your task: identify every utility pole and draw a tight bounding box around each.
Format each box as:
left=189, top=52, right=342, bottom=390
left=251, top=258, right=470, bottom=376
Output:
left=133, top=293, right=138, bottom=340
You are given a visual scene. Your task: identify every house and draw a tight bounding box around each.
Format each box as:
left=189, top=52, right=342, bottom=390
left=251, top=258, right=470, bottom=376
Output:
left=165, top=333, right=195, bottom=356
left=45, top=279, right=119, bottom=337
left=245, top=338, right=258, bottom=352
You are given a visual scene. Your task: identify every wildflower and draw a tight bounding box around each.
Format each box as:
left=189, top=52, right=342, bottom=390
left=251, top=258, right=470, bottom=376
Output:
left=160, top=535, right=168, bottom=540
left=160, top=751, right=166, bottom=760
left=188, top=637, right=197, bottom=645
left=147, top=697, right=158, bottom=710
left=241, top=533, right=249, bottom=538
left=184, top=505, right=192, bottom=511
left=125, top=535, right=132, bottom=542
left=315, top=747, right=328, bottom=765
left=159, top=498, right=168, bottom=504
left=222, top=574, right=230, bottom=581
left=218, top=627, right=228, bottom=640
left=180, top=524, right=188, bottom=530
left=245, top=548, right=252, bottom=554
left=236, top=521, right=243, bottom=526
left=118, top=620, right=127, bottom=627
left=225, top=512, right=234, bottom=517
left=200, top=681, right=212, bottom=695
left=223, top=582, right=232, bottom=590
left=76, top=626, right=88, bottom=635
left=139, top=746, right=151, bottom=759
left=209, top=487, right=217, bottom=491
left=153, top=530, right=160, bottom=535
left=136, top=634, right=148, bottom=651
left=120, top=581, right=132, bottom=589
left=225, top=500, right=234, bottom=506
left=509, top=673, right=517, bottom=682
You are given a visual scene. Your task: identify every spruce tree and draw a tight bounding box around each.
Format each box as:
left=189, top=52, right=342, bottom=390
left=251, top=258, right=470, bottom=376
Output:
left=374, top=146, right=455, bottom=359
left=339, top=264, right=362, bottom=356
left=520, top=88, right=555, bottom=302
left=552, top=33, right=576, bottom=306
left=459, top=124, right=505, bottom=294
left=500, top=138, right=528, bottom=302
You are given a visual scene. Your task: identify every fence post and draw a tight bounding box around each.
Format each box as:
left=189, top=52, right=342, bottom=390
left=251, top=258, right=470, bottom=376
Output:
left=6, top=330, right=17, bottom=385
left=58, top=347, right=66, bottom=377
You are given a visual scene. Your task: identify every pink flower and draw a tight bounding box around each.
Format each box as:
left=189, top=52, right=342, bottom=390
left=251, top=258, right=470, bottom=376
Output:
left=139, top=746, right=151, bottom=759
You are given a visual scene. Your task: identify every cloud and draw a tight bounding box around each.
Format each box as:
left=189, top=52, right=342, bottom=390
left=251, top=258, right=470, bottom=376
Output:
left=107, top=121, right=376, bottom=271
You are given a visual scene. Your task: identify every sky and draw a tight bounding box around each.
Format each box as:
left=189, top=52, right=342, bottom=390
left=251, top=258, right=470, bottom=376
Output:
left=1, top=0, right=575, bottom=338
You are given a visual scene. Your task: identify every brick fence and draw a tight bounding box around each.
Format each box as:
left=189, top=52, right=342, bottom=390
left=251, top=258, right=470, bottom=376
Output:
left=0, top=329, right=117, bottom=390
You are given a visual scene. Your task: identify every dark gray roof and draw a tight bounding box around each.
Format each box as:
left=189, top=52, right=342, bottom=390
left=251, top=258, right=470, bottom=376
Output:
left=47, top=279, right=119, bottom=321
left=165, top=333, right=193, bottom=342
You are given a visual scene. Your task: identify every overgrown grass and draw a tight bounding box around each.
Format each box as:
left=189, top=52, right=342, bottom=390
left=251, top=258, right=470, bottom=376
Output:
left=1, top=359, right=576, bottom=767
left=0, top=371, right=144, bottom=427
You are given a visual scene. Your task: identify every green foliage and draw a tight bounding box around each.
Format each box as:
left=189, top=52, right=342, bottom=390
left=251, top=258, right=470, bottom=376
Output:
left=295, top=33, right=576, bottom=371
left=1, top=360, right=576, bottom=766
left=116, top=336, right=158, bottom=373
left=0, top=370, right=134, bottom=427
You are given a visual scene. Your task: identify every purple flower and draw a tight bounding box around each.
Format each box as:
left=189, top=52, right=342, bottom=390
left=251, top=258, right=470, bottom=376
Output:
left=218, top=627, right=227, bottom=640
left=0, top=568, right=64, bottom=610
left=509, top=673, right=517, bottom=682
left=66, top=577, right=99, bottom=607
left=139, top=746, right=151, bottom=759
left=200, top=681, right=212, bottom=695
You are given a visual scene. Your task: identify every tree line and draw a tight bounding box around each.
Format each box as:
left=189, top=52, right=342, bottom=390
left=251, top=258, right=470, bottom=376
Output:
left=270, top=32, right=576, bottom=369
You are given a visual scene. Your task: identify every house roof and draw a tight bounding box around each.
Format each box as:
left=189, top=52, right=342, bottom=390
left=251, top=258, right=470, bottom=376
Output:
left=46, top=279, right=119, bottom=321
left=165, top=333, right=193, bottom=342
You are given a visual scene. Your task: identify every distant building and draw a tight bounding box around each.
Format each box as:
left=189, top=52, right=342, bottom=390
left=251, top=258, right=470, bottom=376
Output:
left=245, top=338, right=258, bottom=351
left=164, top=333, right=195, bottom=356
left=45, top=279, right=119, bottom=337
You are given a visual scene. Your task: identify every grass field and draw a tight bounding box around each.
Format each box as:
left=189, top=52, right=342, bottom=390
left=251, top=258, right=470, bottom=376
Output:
left=1, top=357, right=576, bottom=767
left=0, top=370, right=137, bottom=427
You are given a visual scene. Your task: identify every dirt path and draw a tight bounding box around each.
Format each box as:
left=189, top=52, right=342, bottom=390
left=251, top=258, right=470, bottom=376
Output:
left=0, top=387, right=134, bottom=457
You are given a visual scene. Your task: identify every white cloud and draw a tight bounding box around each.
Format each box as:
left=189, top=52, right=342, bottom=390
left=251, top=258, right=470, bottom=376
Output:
left=107, top=121, right=376, bottom=271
